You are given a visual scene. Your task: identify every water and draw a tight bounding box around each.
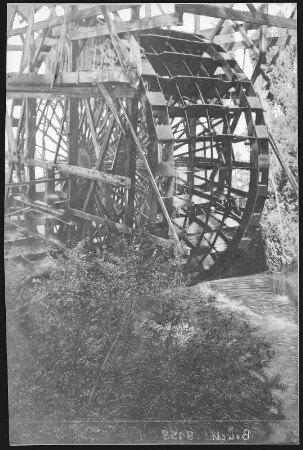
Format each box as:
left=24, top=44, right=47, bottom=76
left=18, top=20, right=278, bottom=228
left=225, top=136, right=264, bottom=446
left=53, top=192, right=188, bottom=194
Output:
left=208, top=270, right=299, bottom=444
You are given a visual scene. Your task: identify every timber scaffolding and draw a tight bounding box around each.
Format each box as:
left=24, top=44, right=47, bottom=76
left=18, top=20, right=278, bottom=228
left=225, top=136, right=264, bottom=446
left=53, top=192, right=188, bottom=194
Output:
left=5, top=3, right=297, bottom=281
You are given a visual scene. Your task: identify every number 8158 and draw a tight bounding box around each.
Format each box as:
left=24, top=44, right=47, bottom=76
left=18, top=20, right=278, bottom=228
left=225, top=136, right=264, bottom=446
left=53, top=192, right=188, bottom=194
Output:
left=162, top=429, right=194, bottom=440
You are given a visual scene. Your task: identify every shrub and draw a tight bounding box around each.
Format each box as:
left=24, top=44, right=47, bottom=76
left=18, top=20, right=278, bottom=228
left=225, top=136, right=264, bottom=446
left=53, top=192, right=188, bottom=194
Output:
left=261, top=195, right=298, bottom=272
left=8, top=236, right=287, bottom=442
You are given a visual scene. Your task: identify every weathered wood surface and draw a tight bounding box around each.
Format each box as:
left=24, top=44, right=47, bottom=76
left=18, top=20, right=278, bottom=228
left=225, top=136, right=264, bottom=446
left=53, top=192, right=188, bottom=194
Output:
left=8, top=7, right=179, bottom=38
left=176, top=4, right=297, bottom=29
left=25, top=160, right=131, bottom=188
left=13, top=196, right=76, bottom=226
left=68, top=13, right=183, bottom=40
left=7, top=70, right=130, bottom=86
left=69, top=208, right=175, bottom=249
left=218, top=31, right=297, bottom=51
left=6, top=85, right=136, bottom=99
left=118, top=100, right=183, bottom=254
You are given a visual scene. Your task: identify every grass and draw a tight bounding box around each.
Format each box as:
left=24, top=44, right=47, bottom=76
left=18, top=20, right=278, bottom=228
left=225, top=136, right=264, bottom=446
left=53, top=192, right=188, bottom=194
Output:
left=6, top=236, right=288, bottom=444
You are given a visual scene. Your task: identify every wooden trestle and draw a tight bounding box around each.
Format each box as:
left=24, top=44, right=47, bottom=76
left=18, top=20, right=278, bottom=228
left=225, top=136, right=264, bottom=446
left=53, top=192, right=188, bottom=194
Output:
left=5, top=3, right=296, bottom=279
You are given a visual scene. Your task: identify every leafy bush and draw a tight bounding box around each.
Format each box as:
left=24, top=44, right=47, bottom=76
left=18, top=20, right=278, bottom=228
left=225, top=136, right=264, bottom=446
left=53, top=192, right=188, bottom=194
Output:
left=260, top=46, right=298, bottom=271
left=8, top=236, right=287, bottom=442
left=261, top=197, right=298, bottom=272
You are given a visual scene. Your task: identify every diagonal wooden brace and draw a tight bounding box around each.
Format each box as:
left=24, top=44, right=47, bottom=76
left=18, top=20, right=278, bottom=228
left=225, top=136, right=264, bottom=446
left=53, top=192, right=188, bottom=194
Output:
left=118, top=99, right=183, bottom=255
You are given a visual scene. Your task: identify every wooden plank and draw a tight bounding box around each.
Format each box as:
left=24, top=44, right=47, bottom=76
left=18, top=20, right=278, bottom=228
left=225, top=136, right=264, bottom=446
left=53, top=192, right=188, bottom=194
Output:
left=176, top=4, right=297, bottom=29
left=84, top=98, right=103, bottom=158
left=5, top=113, right=18, bottom=156
left=25, top=98, right=37, bottom=201
left=26, top=160, right=131, bottom=188
left=54, top=101, right=68, bottom=163
left=7, top=45, right=24, bottom=51
left=68, top=13, right=183, bottom=40
left=96, top=83, right=125, bottom=134
left=7, top=4, right=104, bottom=37
left=125, top=95, right=138, bottom=227
left=69, top=208, right=175, bottom=249
left=7, top=69, right=130, bottom=85
left=13, top=196, right=75, bottom=223
left=7, top=4, right=152, bottom=38
left=20, top=4, right=35, bottom=73
left=70, top=208, right=132, bottom=235
left=51, top=4, right=70, bottom=88
left=6, top=84, right=136, bottom=99
left=232, top=22, right=260, bottom=57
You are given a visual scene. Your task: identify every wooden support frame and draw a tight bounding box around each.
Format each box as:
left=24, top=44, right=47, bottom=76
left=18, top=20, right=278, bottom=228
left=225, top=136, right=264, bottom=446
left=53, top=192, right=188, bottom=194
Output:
left=25, top=98, right=37, bottom=201
left=26, top=159, right=131, bottom=188
left=6, top=6, right=295, bottom=273
left=118, top=99, right=183, bottom=254
left=96, top=83, right=125, bottom=134
left=7, top=69, right=130, bottom=86
left=175, top=4, right=297, bottom=29
left=124, top=94, right=139, bottom=227
left=67, top=13, right=183, bottom=41
left=69, top=208, right=175, bottom=249
left=7, top=4, right=142, bottom=38
left=67, top=32, right=79, bottom=209
left=82, top=116, right=116, bottom=212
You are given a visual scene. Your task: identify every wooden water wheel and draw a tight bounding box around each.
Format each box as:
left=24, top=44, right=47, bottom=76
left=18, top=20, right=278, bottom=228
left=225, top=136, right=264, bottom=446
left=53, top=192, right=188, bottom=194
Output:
left=6, top=10, right=270, bottom=279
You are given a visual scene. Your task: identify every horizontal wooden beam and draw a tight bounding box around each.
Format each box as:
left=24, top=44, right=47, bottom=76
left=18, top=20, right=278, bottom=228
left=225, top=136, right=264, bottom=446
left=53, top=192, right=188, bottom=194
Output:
left=221, top=32, right=297, bottom=52
left=13, top=196, right=76, bottom=226
left=70, top=207, right=132, bottom=234
left=68, top=12, right=183, bottom=40
left=69, top=208, right=175, bottom=249
left=7, top=85, right=101, bottom=98
left=6, top=84, right=136, bottom=100
left=7, top=69, right=130, bottom=86
left=7, top=4, right=104, bottom=37
left=212, top=27, right=297, bottom=48
left=7, top=45, right=24, bottom=51
left=176, top=4, right=297, bottom=29
left=26, top=160, right=131, bottom=188
left=7, top=3, right=147, bottom=37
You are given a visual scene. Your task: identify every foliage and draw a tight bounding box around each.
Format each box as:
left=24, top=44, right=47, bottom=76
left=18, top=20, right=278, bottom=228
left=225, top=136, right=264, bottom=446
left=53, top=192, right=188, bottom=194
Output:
left=7, top=237, right=287, bottom=443
left=266, top=46, right=298, bottom=200
left=258, top=46, right=298, bottom=271
left=261, top=197, right=298, bottom=272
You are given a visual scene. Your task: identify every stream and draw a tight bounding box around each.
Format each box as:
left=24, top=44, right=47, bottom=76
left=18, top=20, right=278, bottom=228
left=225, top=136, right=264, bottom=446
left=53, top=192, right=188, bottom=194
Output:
left=208, top=269, right=299, bottom=444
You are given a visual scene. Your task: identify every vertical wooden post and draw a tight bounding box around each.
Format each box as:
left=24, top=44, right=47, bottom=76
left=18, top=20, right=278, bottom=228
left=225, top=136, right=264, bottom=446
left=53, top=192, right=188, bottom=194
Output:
left=188, top=118, right=196, bottom=200
left=125, top=94, right=138, bottom=227
left=26, top=99, right=36, bottom=202
left=194, top=15, right=200, bottom=34
left=124, top=7, right=140, bottom=228
left=67, top=24, right=79, bottom=210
